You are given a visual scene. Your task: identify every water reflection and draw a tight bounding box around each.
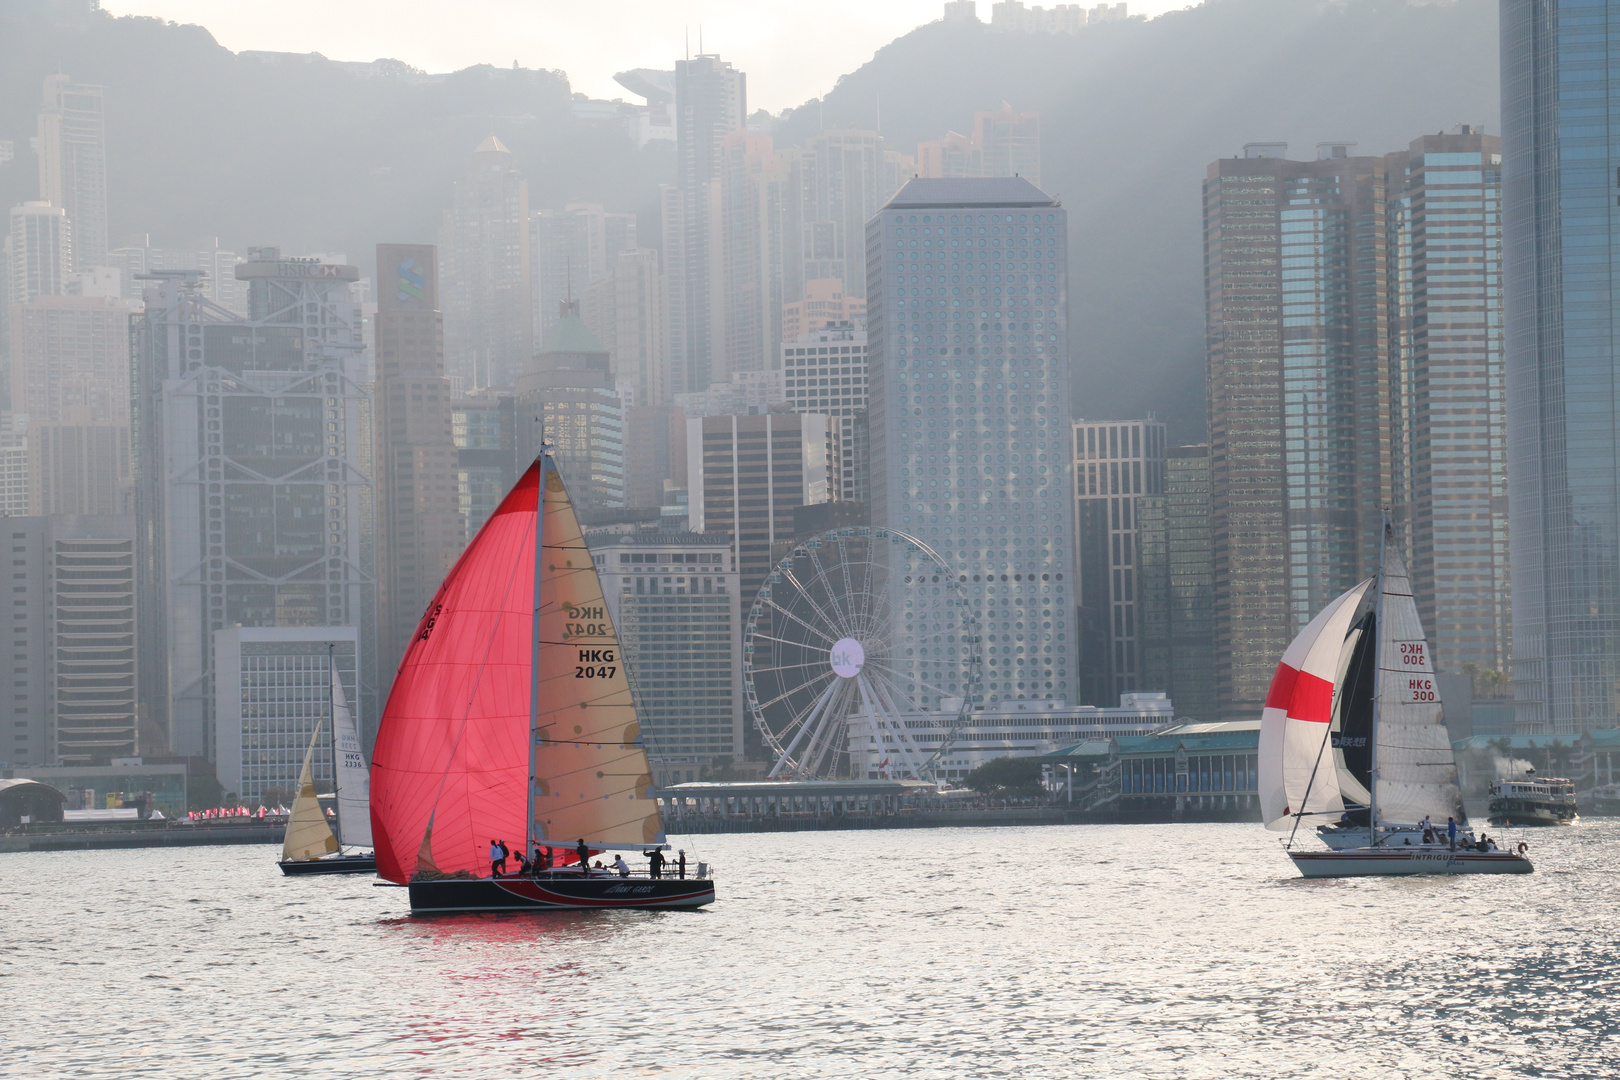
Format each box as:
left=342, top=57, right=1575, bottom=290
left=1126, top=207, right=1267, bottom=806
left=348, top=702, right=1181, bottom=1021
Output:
left=5, top=824, right=1620, bottom=1077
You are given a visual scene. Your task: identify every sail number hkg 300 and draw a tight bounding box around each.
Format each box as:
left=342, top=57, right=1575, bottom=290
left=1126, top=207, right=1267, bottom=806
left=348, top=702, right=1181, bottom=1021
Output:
left=576, top=648, right=616, bottom=679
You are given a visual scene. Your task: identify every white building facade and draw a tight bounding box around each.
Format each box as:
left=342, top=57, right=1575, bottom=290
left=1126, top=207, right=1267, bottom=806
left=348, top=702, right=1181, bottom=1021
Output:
left=591, top=530, right=743, bottom=784
left=865, top=177, right=1075, bottom=705
left=783, top=321, right=868, bottom=503
left=214, top=626, right=359, bottom=805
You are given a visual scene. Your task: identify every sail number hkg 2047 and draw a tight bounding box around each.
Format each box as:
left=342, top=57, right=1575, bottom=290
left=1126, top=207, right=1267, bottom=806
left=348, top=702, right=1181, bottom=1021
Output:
left=576, top=647, right=616, bottom=679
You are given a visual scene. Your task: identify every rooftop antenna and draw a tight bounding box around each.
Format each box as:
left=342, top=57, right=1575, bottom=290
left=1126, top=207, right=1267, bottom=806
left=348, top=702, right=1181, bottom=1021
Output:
left=685, top=27, right=689, bottom=61
left=699, top=26, right=704, bottom=55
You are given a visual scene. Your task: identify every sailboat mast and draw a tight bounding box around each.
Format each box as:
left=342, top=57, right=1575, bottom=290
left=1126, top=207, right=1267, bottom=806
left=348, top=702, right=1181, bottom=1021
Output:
left=525, top=452, right=546, bottom=860
left=1367, top=515, right=1388, bottom=846
left=326, top=642, right=341, bottom=849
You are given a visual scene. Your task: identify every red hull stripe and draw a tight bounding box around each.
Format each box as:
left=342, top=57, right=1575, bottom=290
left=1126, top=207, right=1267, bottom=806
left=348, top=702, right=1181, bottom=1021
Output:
left=493, top=881, right=714, bottom=907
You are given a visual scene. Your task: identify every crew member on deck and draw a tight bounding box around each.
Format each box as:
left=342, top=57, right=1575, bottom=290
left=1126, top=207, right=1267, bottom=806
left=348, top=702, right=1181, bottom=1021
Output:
left=576, top=838, right=590, bottom=873
left=645, top=848, right=665, bottom=879
left=613, top=854, right=632, bottom=878
left=678, top=849, right=687, bottom=879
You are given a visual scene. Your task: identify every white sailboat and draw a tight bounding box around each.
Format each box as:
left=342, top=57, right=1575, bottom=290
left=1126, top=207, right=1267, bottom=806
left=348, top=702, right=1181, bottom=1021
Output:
left=278, top=648, right=377, bottom=876
left=1260, top=520, right=1532, bottom=877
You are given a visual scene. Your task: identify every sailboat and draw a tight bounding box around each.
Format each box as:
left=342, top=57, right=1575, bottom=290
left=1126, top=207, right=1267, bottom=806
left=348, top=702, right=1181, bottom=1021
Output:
left=369, top=450, right=715, bottom=913
left=277, top=651, right=378, bottom=875
left=1259, top=519, right=1532, bottom=877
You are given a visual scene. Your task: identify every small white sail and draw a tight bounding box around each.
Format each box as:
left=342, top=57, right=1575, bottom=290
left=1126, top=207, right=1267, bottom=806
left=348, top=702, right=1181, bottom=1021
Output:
left=283, top=719, right=338, bottom=861
left=330, top=666, right=372, bottom=849
left=1259, top=578, right=1373, bottom=831
left=1372, top=534, right=1465, bottom=827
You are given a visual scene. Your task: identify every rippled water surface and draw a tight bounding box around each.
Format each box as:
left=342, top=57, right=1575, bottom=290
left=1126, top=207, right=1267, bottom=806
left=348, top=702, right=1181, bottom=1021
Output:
left=4, top=822, right=1619, bottom=1077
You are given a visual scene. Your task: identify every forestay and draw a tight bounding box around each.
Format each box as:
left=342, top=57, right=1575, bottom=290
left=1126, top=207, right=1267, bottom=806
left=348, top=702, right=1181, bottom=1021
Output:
left=1259, top=579, right=1373, bottom=831
left=1371, top=533, right=1465, bottom=827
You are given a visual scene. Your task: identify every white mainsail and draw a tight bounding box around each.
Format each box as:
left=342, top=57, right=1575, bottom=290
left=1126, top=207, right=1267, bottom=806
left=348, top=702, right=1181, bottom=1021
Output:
left=330, top=666, right=372, bottom=848
left=528, top=459, right=665, bottom=852
left=1259, top=578, right=1373, bottom=831
left=282, top=719, right=338, bottom=861
left=1371, top=531, right=1465, bottom=827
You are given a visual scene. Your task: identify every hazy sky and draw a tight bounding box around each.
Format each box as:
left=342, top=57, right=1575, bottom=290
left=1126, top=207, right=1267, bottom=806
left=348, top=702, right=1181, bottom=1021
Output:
left=102, top=0, right=1191, bottom=112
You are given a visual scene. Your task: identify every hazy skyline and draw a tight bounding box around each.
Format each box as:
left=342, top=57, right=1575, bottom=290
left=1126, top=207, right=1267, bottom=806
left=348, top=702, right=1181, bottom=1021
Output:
left=101, top=0, right=1190, bottom=112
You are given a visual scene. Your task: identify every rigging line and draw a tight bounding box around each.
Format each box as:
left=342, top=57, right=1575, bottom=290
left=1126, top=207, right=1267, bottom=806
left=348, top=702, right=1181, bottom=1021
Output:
left=1288, top=707, right=1340, bottom=851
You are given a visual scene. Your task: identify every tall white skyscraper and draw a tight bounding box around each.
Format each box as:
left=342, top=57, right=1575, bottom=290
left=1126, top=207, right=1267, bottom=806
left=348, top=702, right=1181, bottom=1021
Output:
left=5, top=202, right=72, bottom=306
left=666, top=54, right=747, bottom=396
left=441, top=136, right=532, bottom=390
left=866, top=177, right=1073, bottom=704
left=36, top=75, right=108, bottom=271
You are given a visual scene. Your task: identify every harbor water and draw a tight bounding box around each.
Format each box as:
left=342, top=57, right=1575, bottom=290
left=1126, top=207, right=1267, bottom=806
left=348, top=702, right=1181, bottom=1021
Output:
left=4, top=821, right=1618, bottom=1078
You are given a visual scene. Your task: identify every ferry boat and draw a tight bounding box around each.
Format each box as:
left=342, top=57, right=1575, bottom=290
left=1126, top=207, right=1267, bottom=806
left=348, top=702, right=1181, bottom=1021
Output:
left=1487, top=776, right=1577, bottom=827
left=1259, top=518, right=1532, bottom=877
left=1586, top=784, right=1620, bottom=817
left=368, top=451, right=715, bottom=913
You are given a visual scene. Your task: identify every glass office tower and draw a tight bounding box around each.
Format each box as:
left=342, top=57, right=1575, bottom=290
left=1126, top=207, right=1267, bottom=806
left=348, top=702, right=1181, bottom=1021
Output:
left=866, top=177, right=1074, bottom=704
left=1502, top=0, right=1620, bottom=733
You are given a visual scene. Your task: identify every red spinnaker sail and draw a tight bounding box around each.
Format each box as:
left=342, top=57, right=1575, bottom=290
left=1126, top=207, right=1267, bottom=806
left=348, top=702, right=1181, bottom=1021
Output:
left=370, top=463, right=539, bottom=884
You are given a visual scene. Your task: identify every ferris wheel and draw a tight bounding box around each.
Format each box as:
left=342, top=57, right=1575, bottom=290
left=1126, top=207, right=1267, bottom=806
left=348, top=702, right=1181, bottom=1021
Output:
left=742, top=526, right=983, bottom=781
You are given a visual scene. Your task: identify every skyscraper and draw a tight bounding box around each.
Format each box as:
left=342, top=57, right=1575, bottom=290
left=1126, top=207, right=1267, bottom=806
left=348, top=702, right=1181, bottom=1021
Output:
left=0, top=514, right=137, bottom=767
left=917, top=106, right=1042, bottom=187
left=1203, top=142, right=1392, bottom=720
left=36, top=75, right=108, bottom=271
left=1136, top=444, right=1217, bottom=722
left=1072, top=418, right=1166, bottom=705
left=1387, top=128, right=1509, bottom=679
left=373, top=244, right=460, bottom=676
left=9, top=293, right=133, bottom=424
left=866, top=177, right=1075, bottom=704
left=579, top=247, right=668, bottom=408
left=687, top=410, right=836, bottom=603
left=593, top=531, right=742, bottom=778
left=132, top=252, right=373, bottom=760
left=441, top=136, right=532, bottom=390
left=720, top=131, right=784, bottom=381
left=783, top=320, right=869, bottom=503
left=451, top=390, right=516, bottom=541
left=666, top=54, right=747, bottom=396
left=781, top=129, right=897, bottom=303
left=5, top=202, right=72, bottom=306
left=531, top=203, right=638, bottom=348
left=1502, top=1, right=1620, bottom=734
left=515, top=303, right=625, bottom=513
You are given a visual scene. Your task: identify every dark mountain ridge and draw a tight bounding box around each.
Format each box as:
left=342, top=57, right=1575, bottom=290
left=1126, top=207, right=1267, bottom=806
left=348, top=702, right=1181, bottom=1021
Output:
left=778, top=0, right=1500, bottom=438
